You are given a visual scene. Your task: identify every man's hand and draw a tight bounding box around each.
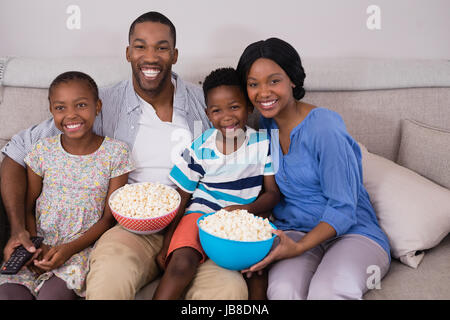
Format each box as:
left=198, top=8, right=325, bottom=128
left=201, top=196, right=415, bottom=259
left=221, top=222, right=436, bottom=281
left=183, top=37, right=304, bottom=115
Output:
left=1, top=156, right=32, bottom=262
left=3, top=230, right=36, bottom=262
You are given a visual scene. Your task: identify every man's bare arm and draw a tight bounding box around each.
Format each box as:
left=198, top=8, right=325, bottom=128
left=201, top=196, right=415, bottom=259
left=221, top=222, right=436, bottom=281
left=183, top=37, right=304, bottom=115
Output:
left=0, top=156, right=35, bottom=261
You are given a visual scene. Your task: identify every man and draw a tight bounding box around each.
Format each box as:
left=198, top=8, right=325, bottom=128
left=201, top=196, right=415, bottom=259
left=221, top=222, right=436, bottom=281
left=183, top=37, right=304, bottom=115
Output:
left=0, top=11, right=248, bottom=300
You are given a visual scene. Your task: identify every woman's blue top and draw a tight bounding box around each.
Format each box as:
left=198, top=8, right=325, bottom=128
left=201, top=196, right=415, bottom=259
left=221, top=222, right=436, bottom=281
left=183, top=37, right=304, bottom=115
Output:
left=261, top=107, right=390, bottom=257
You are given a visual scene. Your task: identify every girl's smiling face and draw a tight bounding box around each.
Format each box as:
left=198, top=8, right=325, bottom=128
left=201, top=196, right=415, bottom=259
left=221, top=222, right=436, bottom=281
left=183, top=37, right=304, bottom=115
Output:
left=49, top=79, right=101, bottom=139
left=246, top=58, right=297, bottom=119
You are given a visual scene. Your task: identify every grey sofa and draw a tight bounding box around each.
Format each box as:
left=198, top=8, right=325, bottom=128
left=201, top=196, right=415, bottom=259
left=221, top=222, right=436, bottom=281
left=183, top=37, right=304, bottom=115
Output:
left=0, top=56, right=449, bottom=300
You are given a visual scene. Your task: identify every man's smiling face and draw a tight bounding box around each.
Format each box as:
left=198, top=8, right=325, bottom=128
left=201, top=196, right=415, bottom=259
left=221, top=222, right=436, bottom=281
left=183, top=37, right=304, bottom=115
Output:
left=126, top=21, right=178, bottom=96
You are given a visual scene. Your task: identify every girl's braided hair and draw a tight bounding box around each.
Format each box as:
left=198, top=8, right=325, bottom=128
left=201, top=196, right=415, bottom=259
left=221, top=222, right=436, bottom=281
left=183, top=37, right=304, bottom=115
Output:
left=48, top=71, right=99, bottom=101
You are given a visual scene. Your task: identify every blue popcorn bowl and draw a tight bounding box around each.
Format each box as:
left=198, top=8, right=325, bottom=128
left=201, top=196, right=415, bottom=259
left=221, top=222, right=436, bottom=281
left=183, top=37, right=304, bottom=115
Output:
left=197, top=212, right=277, bottom=270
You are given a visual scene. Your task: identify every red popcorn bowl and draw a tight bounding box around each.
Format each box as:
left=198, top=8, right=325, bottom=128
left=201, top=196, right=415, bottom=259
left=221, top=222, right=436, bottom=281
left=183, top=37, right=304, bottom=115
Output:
left=108, top=183, right=181, bottom=235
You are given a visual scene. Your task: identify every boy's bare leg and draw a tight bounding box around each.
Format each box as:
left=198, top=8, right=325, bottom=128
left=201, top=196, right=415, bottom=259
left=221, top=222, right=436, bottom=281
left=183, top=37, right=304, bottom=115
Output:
left=153, top=247, right=202, bottom=300
left=245, top=270, right=268, bottom=300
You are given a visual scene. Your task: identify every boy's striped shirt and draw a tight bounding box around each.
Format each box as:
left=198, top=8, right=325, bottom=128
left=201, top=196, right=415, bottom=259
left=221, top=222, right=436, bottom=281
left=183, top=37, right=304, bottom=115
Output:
left=169, top=126, right=274, bottom=215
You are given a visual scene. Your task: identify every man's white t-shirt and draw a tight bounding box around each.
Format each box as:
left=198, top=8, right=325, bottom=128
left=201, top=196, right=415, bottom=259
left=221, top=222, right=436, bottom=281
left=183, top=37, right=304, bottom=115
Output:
left=128, top=92, right=193, bottom=187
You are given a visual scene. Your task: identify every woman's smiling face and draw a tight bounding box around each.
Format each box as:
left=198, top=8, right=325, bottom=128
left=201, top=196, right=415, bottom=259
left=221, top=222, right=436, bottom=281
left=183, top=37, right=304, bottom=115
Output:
left=246, top=58, right=296, bottom=119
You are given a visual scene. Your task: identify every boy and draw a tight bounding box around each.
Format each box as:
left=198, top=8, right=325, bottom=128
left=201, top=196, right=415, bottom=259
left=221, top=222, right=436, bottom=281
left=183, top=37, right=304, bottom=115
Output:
left=154, top=68, right=280, bottom=300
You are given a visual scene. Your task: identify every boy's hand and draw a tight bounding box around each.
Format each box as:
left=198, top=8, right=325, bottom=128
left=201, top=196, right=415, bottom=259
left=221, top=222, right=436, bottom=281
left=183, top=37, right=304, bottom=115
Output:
left=156, top=247, right=169, bottom=271
left=33, top=243, right=72, bottom=272
left=222, top=205, right=250, bottom=212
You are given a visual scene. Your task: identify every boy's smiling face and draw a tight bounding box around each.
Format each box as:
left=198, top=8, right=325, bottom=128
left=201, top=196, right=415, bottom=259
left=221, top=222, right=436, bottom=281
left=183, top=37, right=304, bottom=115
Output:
left=206, top=85, right=251, bottom=141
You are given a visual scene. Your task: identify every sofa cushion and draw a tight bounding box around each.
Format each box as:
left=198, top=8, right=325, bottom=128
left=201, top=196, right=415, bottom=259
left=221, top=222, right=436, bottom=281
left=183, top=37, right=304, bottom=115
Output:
left=364, top=234, right=450, bottom=300
left=360, top=146, right=450, bottom=268
left=397, top=119, right=450, bottom=189
left=0, top=86, right=50, bottom=143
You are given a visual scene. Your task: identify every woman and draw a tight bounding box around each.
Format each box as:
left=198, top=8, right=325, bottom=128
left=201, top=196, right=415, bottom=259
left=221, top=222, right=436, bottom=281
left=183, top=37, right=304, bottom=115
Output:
left=236, top=38, right=390, bottom=300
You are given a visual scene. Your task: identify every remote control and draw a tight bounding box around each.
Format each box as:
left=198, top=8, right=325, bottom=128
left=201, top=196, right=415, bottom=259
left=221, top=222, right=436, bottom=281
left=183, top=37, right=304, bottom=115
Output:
left=1, top=236, right=44, bottom=275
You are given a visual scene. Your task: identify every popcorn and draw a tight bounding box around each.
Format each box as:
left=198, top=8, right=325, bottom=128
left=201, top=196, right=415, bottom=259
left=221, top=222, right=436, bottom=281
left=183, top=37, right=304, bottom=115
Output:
left=199, top=209, right=274, bottom=241
left=110, top=182, right=180, bottom=219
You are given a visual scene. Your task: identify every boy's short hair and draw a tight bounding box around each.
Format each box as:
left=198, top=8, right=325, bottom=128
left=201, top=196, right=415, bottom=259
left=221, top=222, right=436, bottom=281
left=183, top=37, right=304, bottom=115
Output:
left=202, top=67, right=245, bottom=105
left=128, top=11, right=176, bottom=47
left=48, top=71, right=99, bottom=101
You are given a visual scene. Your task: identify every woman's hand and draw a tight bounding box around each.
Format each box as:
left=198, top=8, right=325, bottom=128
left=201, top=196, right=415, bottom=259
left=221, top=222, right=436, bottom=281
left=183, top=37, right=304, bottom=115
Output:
left=242, top=222, right=336, bottom=276
left=242, top=229, right=303, bottom=274
left=33, top=243, right=73, bottom=272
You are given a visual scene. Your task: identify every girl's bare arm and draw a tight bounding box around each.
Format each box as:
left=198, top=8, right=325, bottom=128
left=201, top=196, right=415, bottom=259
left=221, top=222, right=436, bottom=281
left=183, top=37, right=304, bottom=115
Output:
left=35, top=173, right=128, bottom=270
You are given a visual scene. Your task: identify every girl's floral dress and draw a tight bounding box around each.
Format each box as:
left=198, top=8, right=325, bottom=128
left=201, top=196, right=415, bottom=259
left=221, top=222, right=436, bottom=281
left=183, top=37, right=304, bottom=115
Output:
left=0, top=134, right=134, bottom=297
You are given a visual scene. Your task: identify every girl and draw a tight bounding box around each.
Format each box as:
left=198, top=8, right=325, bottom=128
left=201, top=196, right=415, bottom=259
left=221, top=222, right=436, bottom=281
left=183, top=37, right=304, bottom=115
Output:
left=236, top=38, right=391, bottom=300
left=0, top=71, right=134, bottom=299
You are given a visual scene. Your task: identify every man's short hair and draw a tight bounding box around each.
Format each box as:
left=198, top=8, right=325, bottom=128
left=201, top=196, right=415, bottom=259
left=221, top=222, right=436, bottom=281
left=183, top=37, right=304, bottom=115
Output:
left=128, top=11, right=176, bottom=47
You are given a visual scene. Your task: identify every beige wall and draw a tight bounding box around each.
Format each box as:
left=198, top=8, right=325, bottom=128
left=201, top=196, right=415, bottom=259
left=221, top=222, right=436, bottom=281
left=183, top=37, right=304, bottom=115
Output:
left=0, top=0, right=449, bottom=60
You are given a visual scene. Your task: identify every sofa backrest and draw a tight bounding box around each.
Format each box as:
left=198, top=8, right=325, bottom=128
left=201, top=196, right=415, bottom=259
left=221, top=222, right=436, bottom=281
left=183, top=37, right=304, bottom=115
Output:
left=298, top=87, right=450, bottom=161
left=1, top=57, right=450, bottom=163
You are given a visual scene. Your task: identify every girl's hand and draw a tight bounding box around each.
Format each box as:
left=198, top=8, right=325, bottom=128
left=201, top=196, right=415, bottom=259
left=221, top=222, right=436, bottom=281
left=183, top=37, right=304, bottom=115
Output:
left=33, top=244, right=73, bottom=272
left=241, top=229, right=302, bottom=273
left=26, top=243, right=50, bottom=275
left=24, top=249, right=42, bottom=274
